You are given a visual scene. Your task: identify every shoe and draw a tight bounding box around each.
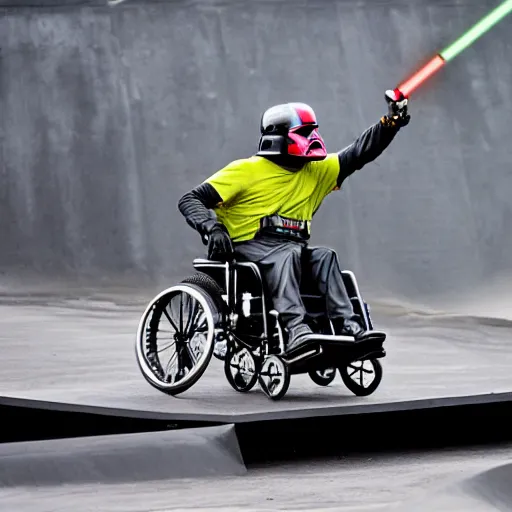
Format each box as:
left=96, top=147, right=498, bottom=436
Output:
left=333, top=318, right=385, bottom=343
left=342, top=319, right=366, bottom=339
left=286, top=324, right=314, bottom=354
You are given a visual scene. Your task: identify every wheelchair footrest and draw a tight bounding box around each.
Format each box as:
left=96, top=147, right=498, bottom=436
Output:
left=302, top=331, right=385, bottom=346
left=303, top=333, right=356, bottom=344
left=283, top=331, right=386, bottom=362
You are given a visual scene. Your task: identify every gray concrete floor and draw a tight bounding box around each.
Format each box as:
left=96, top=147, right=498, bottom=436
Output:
left=1, top=444, right=512, bottom=511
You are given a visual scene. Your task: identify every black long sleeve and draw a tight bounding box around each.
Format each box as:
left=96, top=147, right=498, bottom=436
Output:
left=336, top=120, right=400, bottom=187
left=177, top=182, right=223, bottom=235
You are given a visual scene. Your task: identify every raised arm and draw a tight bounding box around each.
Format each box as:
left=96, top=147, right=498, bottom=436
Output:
left=336, top=90, right=410, bottom=187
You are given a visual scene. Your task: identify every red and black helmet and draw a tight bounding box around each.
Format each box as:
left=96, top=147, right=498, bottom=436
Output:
left=256, top=103, right=327, bottom=162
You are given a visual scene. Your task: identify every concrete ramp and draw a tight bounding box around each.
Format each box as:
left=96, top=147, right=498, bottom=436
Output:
left=392, top=492, right=496, bottom=512
left=0, top=425, right=246, bottom=486
left=460, top=462, right=512, bottom=511
left=392, top=462, right=512, bottom=511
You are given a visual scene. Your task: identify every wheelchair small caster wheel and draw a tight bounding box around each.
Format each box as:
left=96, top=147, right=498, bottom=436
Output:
left=339, top=359, right=382, bottom=396
left=224, top=346, right=258, bottom=392
left=258, top=355, right=290, bottom=400
left=309, top=368, right=337, bottom=386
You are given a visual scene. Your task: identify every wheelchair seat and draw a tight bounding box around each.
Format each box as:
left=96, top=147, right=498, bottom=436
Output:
left=192, top=258, right=371, bottom=329
left=192, top=258, right=265, bottom=295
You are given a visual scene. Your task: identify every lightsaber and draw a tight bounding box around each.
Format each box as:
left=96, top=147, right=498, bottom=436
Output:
left=395, top=0, right=512, bottom=98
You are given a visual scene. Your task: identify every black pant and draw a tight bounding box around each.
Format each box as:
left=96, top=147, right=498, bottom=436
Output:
left=233, top=235, right=359, bottom=332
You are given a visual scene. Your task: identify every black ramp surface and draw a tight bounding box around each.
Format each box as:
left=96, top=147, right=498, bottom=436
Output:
left=1, top=296, right=511, bottom=417
left=0, top=0, right=511, bottom=306
left=0, top=425, right=246, bottom=486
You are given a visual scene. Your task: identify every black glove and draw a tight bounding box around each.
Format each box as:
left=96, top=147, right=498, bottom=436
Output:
left=202, top=220, right=234, bottom=262
left=382, top=89, right=410, bottom=127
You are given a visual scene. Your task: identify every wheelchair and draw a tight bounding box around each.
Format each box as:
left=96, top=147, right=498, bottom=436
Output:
left=135, top=257, right=386, bottom=401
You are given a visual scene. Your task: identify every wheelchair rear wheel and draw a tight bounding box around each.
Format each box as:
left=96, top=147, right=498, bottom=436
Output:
left=135, top=283, right=218, bottom=396
left=339, top=359, right=382, bottom=396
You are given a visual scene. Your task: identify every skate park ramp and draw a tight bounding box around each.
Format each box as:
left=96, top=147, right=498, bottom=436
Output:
left=1, top=0, right=512, bottom=436
left=0, top=425, right=246, bottom=487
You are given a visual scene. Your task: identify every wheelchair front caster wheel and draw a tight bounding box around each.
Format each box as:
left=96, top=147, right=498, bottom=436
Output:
left=339, top=359, right=382, bottom=396
left=224, top=346, right=258, bottom=393
left=309, top=368, right=337, bottom=386
left=258, top=355, right=290, bottom=400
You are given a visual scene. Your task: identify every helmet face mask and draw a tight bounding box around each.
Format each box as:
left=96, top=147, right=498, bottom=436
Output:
left=257, top=103, right=327, bottom=163
left=286, top=123, right=326, bottom=161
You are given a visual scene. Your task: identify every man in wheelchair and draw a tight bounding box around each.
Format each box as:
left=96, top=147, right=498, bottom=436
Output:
left=178, top=91, right=410, bottom=355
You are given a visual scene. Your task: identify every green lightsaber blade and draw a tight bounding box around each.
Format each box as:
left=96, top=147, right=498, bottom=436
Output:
left=440, top=0, right=512, bottom=61
left=397, top=0, right=512, bottom=96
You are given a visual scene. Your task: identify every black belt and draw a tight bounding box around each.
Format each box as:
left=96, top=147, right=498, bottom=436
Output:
left=258, top=214, right=310, bottom=241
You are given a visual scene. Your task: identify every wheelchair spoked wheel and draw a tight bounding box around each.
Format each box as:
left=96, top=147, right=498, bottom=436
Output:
left=224, top=345, right=259, bottom=393
left=135, top=284, right=217, bottom=396
left=339, top=359, right=382, bottom=396
left=308, top=368, right=337, bottom=386
left=258, top=355, right=290, bottom=400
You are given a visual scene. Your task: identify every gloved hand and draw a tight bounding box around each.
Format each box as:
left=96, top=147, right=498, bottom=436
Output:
left=203, top=221, right=234, bottom=262
left=382, top=89, right=410, bottom=127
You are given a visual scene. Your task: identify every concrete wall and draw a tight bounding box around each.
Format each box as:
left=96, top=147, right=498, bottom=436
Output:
left=1, top=0, right=511, bottom=301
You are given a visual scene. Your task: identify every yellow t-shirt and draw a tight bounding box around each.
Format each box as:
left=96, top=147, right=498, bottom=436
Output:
left=205, top=154, right=340, bottom=242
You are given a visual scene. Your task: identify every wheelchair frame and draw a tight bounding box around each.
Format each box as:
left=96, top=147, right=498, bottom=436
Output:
left=135, top=257, right=386, bottom=401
